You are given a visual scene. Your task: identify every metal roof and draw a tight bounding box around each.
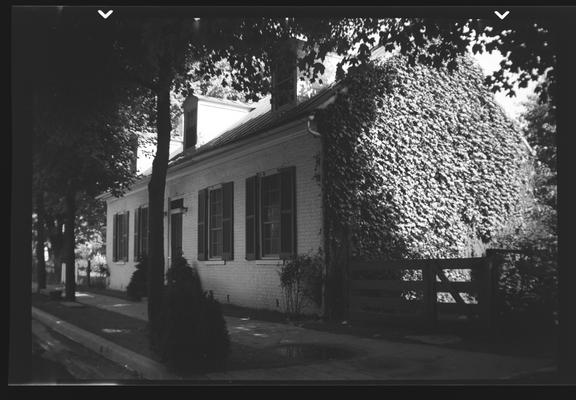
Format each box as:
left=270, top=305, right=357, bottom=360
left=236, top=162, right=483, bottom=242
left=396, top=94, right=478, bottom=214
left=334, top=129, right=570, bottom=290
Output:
left=167, top=82, right=340, bottom=169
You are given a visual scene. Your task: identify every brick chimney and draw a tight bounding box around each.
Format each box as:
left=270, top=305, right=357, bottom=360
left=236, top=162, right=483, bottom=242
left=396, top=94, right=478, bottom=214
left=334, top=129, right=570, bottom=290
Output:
left=182, top=96, right=198, bottom=150
left=129, top=134, right=138, bottom=174
left=270, top=39, right=299, bottom=112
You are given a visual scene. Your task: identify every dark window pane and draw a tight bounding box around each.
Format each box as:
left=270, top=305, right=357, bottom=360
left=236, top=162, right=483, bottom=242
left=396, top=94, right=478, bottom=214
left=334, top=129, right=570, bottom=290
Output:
left=262, top=239, right=271, bottom=256
left=209, top=188, right=224, bottom=258
left=261, top=173, right=282, bottom=257
left=270, top=237, right=280, bottom=255
left=170, top=199, right=183, bottom=209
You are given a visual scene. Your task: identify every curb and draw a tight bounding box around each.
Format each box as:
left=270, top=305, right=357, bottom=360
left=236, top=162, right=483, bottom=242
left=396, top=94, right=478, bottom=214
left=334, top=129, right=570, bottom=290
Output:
left=31, top=306, right=180, bottom=380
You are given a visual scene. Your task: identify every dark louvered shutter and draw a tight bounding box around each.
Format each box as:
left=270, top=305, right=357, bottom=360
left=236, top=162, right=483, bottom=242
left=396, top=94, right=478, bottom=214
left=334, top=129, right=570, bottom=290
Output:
left=245, top=176, right=259, bottom=260
left=142, top=207, right=149, bottom=257
left=198, top=189, right=208, bottom=261
left=222, top=182, right=234, bottom=261
left=280, top=167, right=296, bottom=259
left=123, top=211, right=130, bottom=261
left=134, top=208, right=140, bottom=259
left=113, top=214, right=118, bottom=262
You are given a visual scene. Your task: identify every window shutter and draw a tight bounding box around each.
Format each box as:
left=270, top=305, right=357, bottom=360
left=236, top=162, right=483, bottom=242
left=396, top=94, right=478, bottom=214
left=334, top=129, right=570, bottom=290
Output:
left=245, top=175, right=259, bottom=260
left=117, top=213, right=123, bottom=261
left=123, top=211, right=130, bottom=261
left=134, top=208, right=140, bottom=260
left=198, top=189, right=208, bottom=261
left=143, top=207, right=149, bottom=257
left=280, top=167, right=296, bottom=259
left=222, top=181, right=234, bottom=261
left=113, top=214, right=118, bottom=262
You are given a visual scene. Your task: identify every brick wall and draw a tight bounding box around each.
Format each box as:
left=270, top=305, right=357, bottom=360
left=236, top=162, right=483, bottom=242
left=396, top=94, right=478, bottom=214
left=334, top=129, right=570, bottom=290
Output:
left=106, top=122, right=324, bottom=314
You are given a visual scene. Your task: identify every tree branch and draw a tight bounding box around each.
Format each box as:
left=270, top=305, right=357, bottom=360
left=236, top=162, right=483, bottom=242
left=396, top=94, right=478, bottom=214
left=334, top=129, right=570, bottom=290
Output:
left=120, top=67, right=159, bottom=93
left=132, top=74, right=159, bottom=93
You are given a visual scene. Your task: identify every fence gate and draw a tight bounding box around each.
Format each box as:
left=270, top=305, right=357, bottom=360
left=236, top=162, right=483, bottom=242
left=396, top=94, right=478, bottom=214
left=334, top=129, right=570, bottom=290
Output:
left=348, top=257, right=493, bottom=327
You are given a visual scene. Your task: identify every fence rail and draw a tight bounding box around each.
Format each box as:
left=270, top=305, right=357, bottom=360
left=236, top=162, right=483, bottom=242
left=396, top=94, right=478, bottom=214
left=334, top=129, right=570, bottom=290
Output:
left=348, top=256, right=494, bottom=327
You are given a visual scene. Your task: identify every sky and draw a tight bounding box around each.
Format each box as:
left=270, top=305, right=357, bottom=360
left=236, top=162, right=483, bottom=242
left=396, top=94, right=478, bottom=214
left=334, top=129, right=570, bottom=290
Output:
left=472, top=50, right=537, bottom=122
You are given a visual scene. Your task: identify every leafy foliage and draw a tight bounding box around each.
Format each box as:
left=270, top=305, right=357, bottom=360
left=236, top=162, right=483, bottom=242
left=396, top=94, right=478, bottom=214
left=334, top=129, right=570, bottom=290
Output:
left=522, top=95, right=556, bottom=211
left=191, top=17, right=556, bottom=105
left=490, top=93, right=557, bottom=330
left=278, top=253, right=325, bottom=318
left=126, top=255, right=149, bottom=301
left=160, top=255, right=229, bottom=372
left=493, top=251, right=557, bottom=331
left=317, top=55, right=530, bottom=261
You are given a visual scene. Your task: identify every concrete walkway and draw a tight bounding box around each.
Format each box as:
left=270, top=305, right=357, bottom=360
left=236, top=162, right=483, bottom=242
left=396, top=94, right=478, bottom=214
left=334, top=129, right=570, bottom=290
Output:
left=32, top=285, right=555, bottom=381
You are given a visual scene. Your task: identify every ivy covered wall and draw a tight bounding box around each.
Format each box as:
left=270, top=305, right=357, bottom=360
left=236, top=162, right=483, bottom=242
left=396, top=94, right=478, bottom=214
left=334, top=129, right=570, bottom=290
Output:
left=316, top=55, right=530, bottom=310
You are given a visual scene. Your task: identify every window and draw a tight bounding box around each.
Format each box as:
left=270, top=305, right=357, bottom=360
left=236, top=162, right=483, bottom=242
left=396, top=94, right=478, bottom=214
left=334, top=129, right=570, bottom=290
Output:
left=198, top=182, right=234, bottom=261
left=134, top=206, right=149, bottom=260
left=113, top=211, right=129, bottom=262
left=246, top=167, right=296, bottom=260
left=209, top=187, right=224, bottom=258
left=171, top=198, right=184, bottom=210
left=261, top=174, right=281, bottom=257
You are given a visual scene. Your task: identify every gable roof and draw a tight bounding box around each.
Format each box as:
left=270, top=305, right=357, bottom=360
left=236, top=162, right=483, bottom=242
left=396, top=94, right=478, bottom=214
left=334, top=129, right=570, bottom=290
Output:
left=167, top=82, right=340, bottom=169
left=168, top=45, right=390, bottom=170
left=194, top=93, right=255, bottom=110
left=99, top=47, right=384, bottom=198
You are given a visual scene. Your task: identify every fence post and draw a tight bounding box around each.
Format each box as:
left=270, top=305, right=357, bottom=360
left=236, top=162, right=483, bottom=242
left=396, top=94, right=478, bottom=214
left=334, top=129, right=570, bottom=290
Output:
left=480, top=255, right=492, bottom=329
left=485, top=249, right=502, bottom=330
left=423, top=260, right=437, bottom=328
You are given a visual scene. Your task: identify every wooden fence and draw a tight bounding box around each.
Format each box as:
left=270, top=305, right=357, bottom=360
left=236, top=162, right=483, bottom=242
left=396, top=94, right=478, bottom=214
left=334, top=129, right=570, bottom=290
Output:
left=348, top=256, right=495, bottom=327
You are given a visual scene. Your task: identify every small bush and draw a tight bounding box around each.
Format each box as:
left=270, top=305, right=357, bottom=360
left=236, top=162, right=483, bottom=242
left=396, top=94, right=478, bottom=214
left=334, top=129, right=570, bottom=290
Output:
left=279, top=252, right=324, bottom=319
left=126, top=255, right=148, bottom=301
left=160, top=255, right=230, bottom=372
left=493, top=249, right=557, bottom=331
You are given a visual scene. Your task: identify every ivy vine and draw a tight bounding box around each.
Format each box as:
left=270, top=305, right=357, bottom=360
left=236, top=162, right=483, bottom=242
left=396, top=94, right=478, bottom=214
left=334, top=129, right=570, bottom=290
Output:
left=317, top=55, right=529, bottom=260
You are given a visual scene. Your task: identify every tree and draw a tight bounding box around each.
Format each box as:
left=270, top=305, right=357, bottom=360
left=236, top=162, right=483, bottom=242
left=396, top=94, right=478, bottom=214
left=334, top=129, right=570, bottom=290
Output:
left=32, top=192, right=47, bottom=291
left=28, top=7, right=161, bottom=302
left=34, top=83, right=137, bottom=300
left=522, top=94, right=557, bottom=212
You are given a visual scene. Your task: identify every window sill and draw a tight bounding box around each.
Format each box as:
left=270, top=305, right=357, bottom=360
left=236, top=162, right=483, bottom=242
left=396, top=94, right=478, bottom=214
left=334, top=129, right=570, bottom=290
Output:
left=113, top=261, right=127, bottom=265
left=204, top=260, right=226, bottom=266
left=256, top=259, right=282, bottom=266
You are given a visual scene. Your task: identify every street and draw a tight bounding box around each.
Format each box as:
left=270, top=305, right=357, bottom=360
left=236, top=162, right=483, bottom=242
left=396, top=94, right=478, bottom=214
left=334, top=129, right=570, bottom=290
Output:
left=31, top=319, right=140, bottom=383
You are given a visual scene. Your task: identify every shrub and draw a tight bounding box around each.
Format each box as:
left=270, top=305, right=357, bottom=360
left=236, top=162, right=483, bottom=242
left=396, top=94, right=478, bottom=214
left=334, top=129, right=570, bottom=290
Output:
left=490, top=163, right=558, bottom=331
left=279, top=252, right=324, bottom=319
left=160, top=255, right=230, bottom=372
left=165, top=254, right=203, bottom=298
left=491, top=248, right=557, bottom=332
left=126, top=255, right=148, bottom=301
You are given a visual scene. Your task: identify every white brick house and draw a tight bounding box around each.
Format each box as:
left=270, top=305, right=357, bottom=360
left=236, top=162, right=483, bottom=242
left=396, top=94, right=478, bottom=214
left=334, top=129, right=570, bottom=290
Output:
left=98, top=44, right=337, bottom=314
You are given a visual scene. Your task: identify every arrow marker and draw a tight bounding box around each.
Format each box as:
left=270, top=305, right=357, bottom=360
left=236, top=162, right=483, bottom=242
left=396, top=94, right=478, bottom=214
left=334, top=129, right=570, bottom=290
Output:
left=494, top=11, right=510, bottom=20
left=98, top=10, right=114, bottom=19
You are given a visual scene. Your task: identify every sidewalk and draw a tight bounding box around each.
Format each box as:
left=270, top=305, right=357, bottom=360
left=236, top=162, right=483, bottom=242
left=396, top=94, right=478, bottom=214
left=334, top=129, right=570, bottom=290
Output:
left=31, top=284, right=556, bottom=382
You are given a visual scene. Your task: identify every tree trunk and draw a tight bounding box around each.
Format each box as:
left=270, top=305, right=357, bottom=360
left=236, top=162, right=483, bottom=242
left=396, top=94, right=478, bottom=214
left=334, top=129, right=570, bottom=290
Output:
left=34, top=193, right=47, bottom=291
left=47, top=215, right=64, bottom=282
left=86, top=258, right=91, bottom=288
left=147, top=52, right=173, bottom=350
left=64, top=189, right=77, bottom=301
left=54, top=220, right=64, bottom=282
